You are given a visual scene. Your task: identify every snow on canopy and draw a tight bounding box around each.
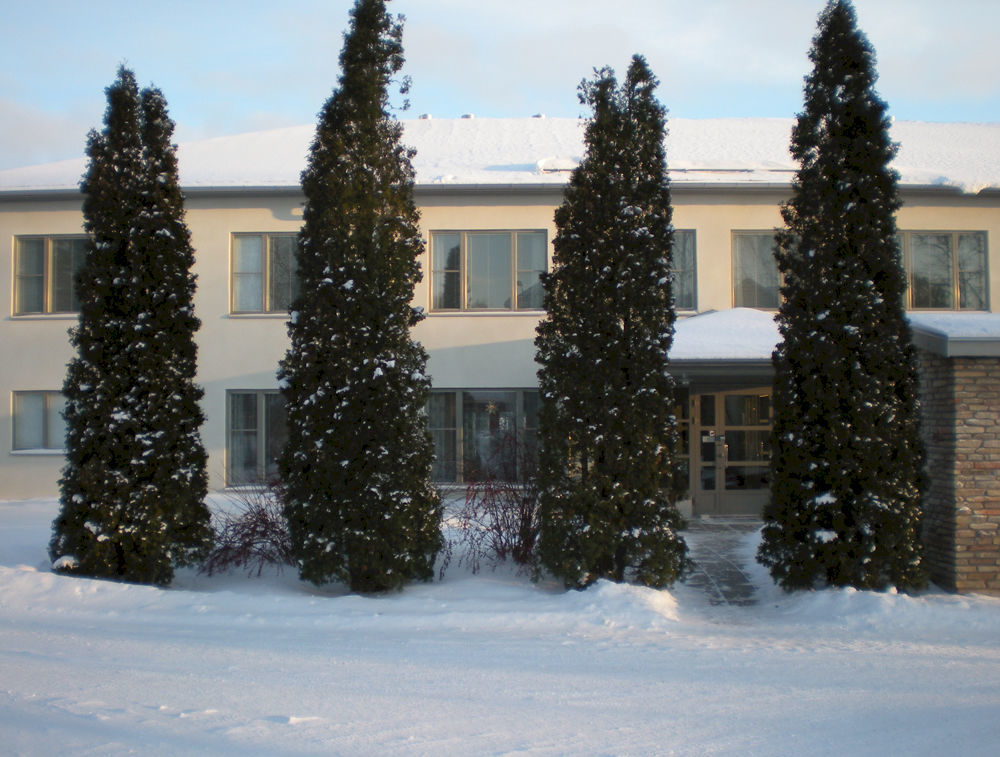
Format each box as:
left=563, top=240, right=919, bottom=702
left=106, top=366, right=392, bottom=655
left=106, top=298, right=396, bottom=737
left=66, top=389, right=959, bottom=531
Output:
left=669, top=308, right=779, bottom=361
left=1, top=118, right=998, bottom=194
left=908, top=312, right=1000, bottom=340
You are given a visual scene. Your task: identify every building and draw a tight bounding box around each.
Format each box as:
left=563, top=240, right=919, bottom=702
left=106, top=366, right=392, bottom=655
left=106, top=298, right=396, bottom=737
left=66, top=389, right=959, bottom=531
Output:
left=2, top=116, right=999, bottom=590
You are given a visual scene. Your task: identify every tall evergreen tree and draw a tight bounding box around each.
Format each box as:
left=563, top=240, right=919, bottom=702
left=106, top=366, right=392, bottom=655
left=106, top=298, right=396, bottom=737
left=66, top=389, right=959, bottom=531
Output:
left=535, top=56, right=687, bottom=590
left=51, top=67, right=212, bottom=585
left=279, top=0, right=441, bottom=593
left=757, top=0, right=925, bottom=590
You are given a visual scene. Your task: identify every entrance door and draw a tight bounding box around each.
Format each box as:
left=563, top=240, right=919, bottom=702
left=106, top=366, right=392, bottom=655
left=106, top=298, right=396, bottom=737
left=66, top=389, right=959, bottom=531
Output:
left=691, top=389, right=772, bottom=516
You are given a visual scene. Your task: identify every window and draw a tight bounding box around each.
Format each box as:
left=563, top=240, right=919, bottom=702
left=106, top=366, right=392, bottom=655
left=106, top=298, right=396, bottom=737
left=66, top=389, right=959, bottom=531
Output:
left=227, top=391, right=287, bottom=484
left=672, top=230, right=696, bottom=311
left=12, top=391, right=66, bottom=451
left=431, top=231, right=546, bottom=311
left=231, top=233, right=300, bottom=313
left=427, top=389, right=538, bottom=482
left=14, top=236, right=87, bottom=315
left=901, top=231, right=988, bottom=310
left=733, top=232, right=780, bottom=309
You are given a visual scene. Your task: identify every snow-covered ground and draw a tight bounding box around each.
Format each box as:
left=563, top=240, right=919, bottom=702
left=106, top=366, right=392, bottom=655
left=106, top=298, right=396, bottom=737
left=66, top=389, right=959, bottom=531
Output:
left=2, top=498, right=999, bottom=756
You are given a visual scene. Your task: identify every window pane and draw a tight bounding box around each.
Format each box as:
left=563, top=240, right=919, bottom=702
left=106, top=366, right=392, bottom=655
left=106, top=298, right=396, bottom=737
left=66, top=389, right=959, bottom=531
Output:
left=228, top=393, right=258, bottom=483
left=46, top=393, right=67, bottom=450
left=13, top=393, right=45, bottom=449
left=958, top=233, right=987, bottom=310
left=467, top=234, right=512, bottom=309
left=462, top=391, right=516, bottom=480
left=268, top=236, right=299, bottom=312
left=672, top=230, right=696, bottom=310
left=51, top=238, right=86, bottom=312
left=734, top=234, right=779, bottom=309
left=726, top=431, right=771, bottom=462
left=725, top=465, right=770, bottom=490
left=14, top=238, right=45, bottom=314
left=724, top=394, right=771, bottom=426
left=428, top=393, right=457, bottom=481
left=264, top=393, right=287, bottom=480
left=516, top=232, right=546, bottom=309
left=432, top=234, right=461, bottom=309
left=520, top=390, right=540, bottom=479
left=233, top=236, right=264, bottom=312
left=910, top=233, right=953, bottom=309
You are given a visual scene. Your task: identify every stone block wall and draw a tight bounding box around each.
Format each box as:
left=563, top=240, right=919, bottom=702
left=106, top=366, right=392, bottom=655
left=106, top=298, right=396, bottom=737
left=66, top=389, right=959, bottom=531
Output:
left=918, top=350, right=1000, bottom=593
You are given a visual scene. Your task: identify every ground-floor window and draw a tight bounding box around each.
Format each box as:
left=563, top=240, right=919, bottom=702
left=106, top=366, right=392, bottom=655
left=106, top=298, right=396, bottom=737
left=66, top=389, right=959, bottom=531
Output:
left=227, top=391, right=286, bottom=485
left=428, top=389, right=538, bottom=483
left=11, top=391, right=66, bottom=451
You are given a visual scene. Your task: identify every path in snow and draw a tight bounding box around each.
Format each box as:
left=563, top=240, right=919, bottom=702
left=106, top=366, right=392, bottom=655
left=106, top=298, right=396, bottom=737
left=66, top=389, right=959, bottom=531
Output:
left=683, top=519, right=762, bottom=605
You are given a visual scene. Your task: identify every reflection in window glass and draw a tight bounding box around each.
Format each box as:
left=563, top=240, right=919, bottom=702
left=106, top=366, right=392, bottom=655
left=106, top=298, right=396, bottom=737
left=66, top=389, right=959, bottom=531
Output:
left=905, top=231, right=988, bottom=311
left=672, top=230, right=696, bottom=310
left=910, top=233, right=953, bottom=308
left=733, top=233, right=779, bottom=309
left=14, top=237, right=87, bottom=315
left=428, top=390, right=538, bottom=482
left=12, top=391, right=66, bottom=450
left=232, top=234, right=299, bottom=313
left=430, top=231, right=547, bottom=311
left=467, top=234, right=512, bottom=308
left=516, top=232, right=546, bottom=309
left=227, top=391, right=286, bottom=485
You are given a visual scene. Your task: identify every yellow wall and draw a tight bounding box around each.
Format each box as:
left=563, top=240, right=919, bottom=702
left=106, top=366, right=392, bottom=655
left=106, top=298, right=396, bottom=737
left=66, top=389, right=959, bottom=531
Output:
left=2, top=185, right=998, bottom=497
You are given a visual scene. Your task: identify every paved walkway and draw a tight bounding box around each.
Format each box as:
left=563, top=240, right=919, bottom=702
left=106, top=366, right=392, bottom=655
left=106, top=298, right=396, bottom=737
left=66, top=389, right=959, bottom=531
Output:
left=682, top=519, right=762, bottom=606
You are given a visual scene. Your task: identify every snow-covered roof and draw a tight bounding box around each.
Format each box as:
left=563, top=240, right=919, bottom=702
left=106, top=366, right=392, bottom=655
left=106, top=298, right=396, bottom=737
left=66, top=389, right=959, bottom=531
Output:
left=669, top=308, right=779, bottom=362
left=1, top=117, right=998, bottom=195
left=908, top=312, right=1000, bottom=357
left=667, top=309, right=1000, bottom=362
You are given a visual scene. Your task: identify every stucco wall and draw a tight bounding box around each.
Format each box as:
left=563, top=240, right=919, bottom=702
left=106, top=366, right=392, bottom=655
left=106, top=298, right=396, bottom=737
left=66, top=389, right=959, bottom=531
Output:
left=3, top=186, right=999, bottom=499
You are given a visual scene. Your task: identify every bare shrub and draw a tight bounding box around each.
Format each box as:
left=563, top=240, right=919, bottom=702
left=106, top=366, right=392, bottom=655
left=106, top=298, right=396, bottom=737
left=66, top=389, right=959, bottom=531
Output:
left=200, top=481, right=295, bottom=576
left=446, top=434, right=539, bottom=575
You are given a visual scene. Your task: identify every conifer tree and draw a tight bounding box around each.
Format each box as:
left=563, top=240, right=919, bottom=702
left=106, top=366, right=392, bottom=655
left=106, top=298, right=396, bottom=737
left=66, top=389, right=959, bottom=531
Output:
left=535, top=56, right=687, bottom=589
left=50, top=67, right=212, bottom=584
left=279, top=0, right=441, bottom=592
left=757, top=0, right=925, bottom=590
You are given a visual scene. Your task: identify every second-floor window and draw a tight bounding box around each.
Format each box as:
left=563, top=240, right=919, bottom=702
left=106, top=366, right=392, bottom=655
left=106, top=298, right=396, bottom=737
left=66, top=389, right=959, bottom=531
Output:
left=231, top=233, right=299, bottom=314
left=431, top=230, right=546, bottom=311
left=733, top=232, right=780, bottom=309
left=901, top=231, right=988, bottom=310
left=14, top=236, right=87, bottom=315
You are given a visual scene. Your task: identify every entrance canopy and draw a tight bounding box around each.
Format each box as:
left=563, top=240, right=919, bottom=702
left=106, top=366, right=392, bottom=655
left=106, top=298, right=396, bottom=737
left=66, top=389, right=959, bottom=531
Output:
left=669, top=308, right=778, bottom=392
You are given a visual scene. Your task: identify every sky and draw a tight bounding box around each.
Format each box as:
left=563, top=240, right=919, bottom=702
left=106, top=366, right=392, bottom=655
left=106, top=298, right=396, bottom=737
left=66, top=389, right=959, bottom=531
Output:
left=1, top=0, right=998, bottom=171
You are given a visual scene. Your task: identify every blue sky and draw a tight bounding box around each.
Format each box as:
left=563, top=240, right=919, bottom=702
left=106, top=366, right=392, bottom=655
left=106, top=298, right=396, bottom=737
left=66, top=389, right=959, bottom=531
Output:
left=1, top=0, right=997, bottom=170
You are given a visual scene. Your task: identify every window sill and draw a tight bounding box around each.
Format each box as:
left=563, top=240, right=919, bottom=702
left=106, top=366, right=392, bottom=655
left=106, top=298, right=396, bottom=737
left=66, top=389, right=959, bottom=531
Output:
left=10, top=448, right=65, bottom=456
left=227, top=312, right=290, bottom=319
left=427, top=310, right=544, bottom=317
left=10, top=313, right=78, bottom=321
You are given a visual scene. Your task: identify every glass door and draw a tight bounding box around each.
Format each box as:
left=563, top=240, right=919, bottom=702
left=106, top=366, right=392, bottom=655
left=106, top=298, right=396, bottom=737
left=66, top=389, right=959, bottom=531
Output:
left=692, top=389, right=772, bottom=516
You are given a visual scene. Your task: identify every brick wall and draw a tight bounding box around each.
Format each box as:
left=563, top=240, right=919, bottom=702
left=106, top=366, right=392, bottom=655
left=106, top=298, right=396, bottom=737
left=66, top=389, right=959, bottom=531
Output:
left=918, top=351, right=1000, bottom=593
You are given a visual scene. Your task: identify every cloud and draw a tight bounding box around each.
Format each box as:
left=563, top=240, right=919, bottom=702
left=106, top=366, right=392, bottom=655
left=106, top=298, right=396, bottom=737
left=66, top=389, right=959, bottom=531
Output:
left=0, top=98, right=95, bottom=170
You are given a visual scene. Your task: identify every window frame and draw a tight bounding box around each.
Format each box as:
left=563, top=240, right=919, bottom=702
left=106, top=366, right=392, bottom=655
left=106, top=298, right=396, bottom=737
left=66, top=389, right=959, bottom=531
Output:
left=427, top=388, right=539, bottom=483
left=11, top=390, right=66, bottom=452
left=429, top=230, right=547, bottom=312
left=230, top=232, right=300, bottom=315
left=225, top=390, right=287, bottom=486
left=900, top=230, right=989, bottom=311
left=672, top=229, right=697, bottom=312
left=12, top=235, right=87, bottom=316
left=732, top=230, right=781, bottom=310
